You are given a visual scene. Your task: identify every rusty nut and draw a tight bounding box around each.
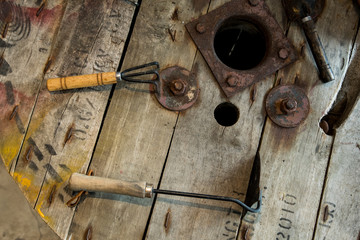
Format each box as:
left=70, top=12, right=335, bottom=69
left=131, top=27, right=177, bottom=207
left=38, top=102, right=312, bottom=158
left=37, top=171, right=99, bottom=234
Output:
left=226, top=76, right=239, bottom=87
left=196, top=23, right=206, bottom=34
left=281, top=99, right=297, bottom=114
left=278, top=48, right=289, bottom=60
left=169, top=79, right=187, bottom=96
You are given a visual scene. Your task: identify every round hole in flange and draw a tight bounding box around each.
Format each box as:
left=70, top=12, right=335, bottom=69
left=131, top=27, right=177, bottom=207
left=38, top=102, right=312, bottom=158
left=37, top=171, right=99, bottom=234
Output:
left=214, top=102, right=240, bottom=127
left=214, top=18, right=267, bottom=70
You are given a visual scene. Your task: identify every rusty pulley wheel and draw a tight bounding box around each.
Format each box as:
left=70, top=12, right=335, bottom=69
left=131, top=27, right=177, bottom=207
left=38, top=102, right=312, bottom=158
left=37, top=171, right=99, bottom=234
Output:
left=265, top=85, right=310, bottom=128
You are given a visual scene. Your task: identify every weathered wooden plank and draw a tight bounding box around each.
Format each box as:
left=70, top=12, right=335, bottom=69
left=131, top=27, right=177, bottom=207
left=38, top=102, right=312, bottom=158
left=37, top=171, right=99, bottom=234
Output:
left=67, top=1, right=208, bottom=239
left=239, top=1, right=359, bottom=239
left=145, top=0, right=288, bottom=239
left=313, top=98, right=360, bottom=239
left=327, top=28, right=360, bottom=130
left=145, top=51, right=269, bottom=240
left=11, top=1, right=137, bottom=239
left=313, top=35, right=360, bottom=240
left=0, top=0, right=66, bottom=171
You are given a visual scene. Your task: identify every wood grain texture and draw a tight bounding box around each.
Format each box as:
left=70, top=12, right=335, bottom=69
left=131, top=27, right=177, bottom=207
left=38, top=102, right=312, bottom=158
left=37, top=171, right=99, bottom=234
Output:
left=47, top=72, right=117, bottom=91
left=313, top=96, right=360, bottom=239
left=145, top=0, right=286, bottom=239
left=330, top=29, right=360, bottom=130
left=0, top=0, right=66, bottom=171
left=240, top=1, right=359, bottom=239
left=11, top=0, right=136, bottom=238
left=145, top=51, right=270, bottom=240
left=69, top=173, right=149, bottom=198
left=1, top=1, right=357, bottom=239
left=67, top=0, right=209, bottom=239
left=313, top=33, right=360, bottom=240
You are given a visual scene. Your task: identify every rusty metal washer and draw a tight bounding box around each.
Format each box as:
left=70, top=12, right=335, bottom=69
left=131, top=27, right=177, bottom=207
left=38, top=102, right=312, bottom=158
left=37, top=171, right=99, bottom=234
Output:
left=265, top=85, right=310, bottom=128
left=155, top=66, right=199, bottom=111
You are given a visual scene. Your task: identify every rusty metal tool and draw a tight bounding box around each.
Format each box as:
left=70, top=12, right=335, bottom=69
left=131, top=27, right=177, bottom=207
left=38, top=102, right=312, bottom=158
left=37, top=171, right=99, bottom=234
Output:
left=69, top=173, right=262, bottom=213
left=46, top=62, right=199, bottom=111
left=283, top=0, right=335, bottom=83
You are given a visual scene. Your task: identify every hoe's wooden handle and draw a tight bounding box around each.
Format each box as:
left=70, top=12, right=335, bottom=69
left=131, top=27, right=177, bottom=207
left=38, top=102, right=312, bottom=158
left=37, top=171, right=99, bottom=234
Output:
left=69, top=173, right=152, bottom=198
left=47, top=72, right=117, bottom=91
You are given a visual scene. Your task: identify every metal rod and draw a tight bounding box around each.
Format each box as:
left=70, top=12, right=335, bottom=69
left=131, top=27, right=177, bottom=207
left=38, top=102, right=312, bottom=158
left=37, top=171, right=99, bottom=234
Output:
left=301, top=16, right=334, bottom=83
left=119, top=61, right=160, bottom=85
left=153, top=189, right=262, bottom=213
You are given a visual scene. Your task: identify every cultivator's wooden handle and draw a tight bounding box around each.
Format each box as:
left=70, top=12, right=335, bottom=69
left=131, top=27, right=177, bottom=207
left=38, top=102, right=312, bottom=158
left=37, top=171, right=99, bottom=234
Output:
left=69, top=173, right=153, bottom=198
left=47, top=72, right=117, bottom=91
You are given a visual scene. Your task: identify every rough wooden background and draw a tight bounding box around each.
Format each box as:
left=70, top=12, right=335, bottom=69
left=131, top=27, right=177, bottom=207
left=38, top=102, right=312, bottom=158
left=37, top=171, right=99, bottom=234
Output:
left=0, top=0, right=359, bottom=239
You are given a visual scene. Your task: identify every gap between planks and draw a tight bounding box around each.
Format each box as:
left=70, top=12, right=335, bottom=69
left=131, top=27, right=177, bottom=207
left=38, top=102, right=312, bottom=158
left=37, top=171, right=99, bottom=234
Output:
left=66, top=0, right=144, bottom=234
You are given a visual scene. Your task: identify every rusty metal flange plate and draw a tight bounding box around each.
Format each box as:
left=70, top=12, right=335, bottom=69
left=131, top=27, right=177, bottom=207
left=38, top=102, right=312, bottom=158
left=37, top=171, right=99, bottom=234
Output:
left=265, top=85, right=310, bottom=128
left=155, top=66, right=199, bottom=111
left=186, top=0, right=298, bottom=97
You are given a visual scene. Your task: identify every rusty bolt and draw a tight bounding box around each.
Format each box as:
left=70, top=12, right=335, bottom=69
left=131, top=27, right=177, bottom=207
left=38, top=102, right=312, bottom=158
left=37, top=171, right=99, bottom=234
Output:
left=196, top=23, right=205, bottom=34
left=169, top=79, right=187, bottom=96
left=226, top=76, right=239, bottom=87
left=248, top=0, right=260, bottom=6
left=278, top=48, right=289, bottom=59
left=173, top=81, right=183, bottom=91
left=281, top=99, right=297, bottom=114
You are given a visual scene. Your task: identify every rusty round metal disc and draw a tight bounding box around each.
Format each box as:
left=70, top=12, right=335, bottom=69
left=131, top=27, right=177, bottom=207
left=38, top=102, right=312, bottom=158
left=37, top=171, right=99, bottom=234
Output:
left=265, top=85, right=310, bottom=128
left=155, top=66, right=199, bottom=111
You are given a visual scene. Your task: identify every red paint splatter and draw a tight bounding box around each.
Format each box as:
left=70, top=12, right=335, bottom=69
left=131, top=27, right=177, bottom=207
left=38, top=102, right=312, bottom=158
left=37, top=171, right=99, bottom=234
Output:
left=25, top=5, right=63, bottom=26
left=0, top=82, right=35, bottom=118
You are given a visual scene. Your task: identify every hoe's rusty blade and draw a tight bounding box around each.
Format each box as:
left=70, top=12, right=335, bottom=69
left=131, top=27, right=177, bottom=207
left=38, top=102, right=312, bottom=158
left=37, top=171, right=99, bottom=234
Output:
left=186, top=0, right=298, bottom=97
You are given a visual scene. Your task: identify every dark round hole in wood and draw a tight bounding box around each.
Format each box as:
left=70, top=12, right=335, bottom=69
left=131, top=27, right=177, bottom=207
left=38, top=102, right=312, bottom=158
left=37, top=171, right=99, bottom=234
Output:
left=214, top=18, right=266, bottom=70
left=214, top=102, right=240, bottom=127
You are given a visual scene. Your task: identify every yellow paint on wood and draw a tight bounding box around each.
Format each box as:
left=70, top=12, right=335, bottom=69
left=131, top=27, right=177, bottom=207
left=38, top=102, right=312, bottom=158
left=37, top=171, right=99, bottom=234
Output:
left=37, top=207, right=45, bottom=218
left=12, top=171, right=41, bottom=204
left=13, top=172, right=31, bottom=189
left=33, top=157, right=89, bottom=230
left=0, top=134, right=21, bottom=169
left=35, top=201, right=54, bottom=227
left=0, top=104, right=48, bottom=170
